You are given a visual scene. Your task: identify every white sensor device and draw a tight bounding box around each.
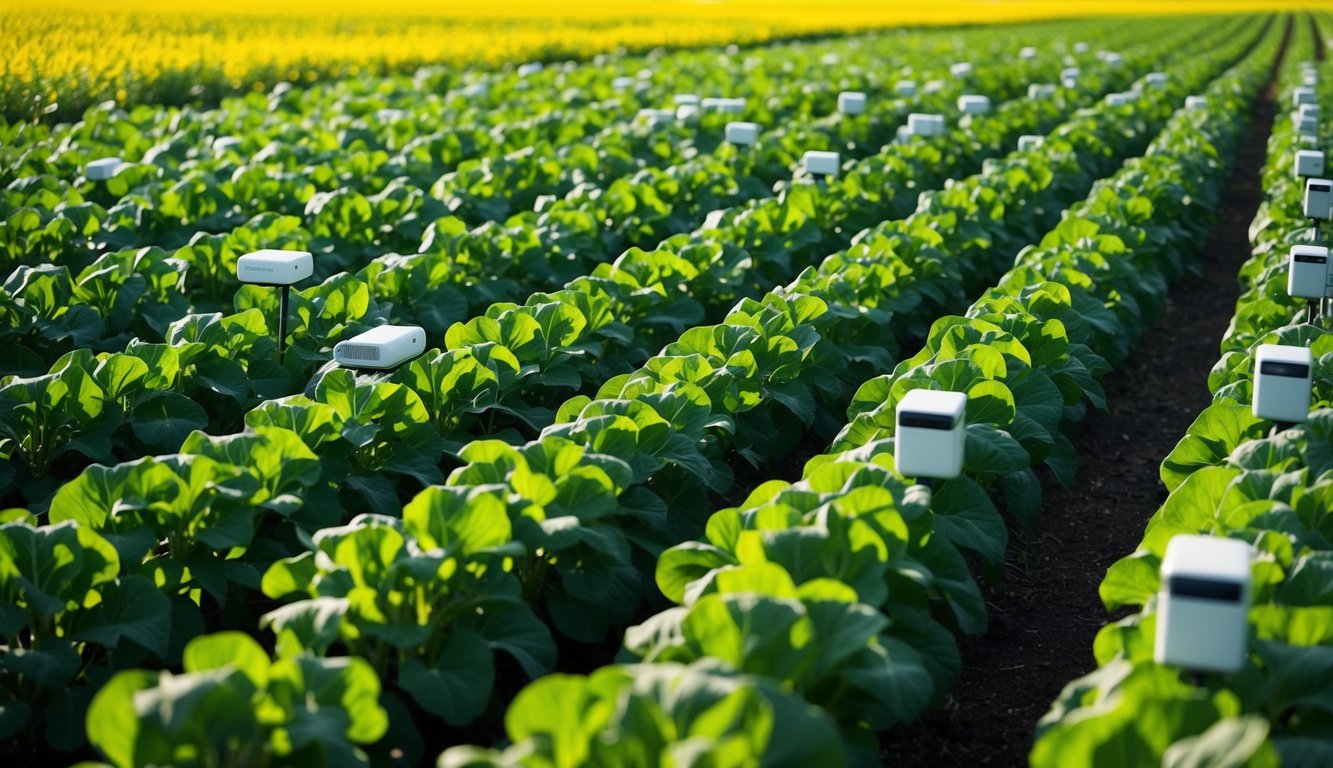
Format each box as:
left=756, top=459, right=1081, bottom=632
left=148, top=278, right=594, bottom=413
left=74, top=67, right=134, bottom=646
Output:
left=958, top=95, right=991, bottom=115
left=517, top=62, right=543, bottom=77
left=1073, top=42, right=1089, bottom=54
left=86, top=157, right=124, bottom=181
left=1185, top=95, right=1208, bottom=110
left=895, top=80, right=917, bottom=97
left=907, top=113, right=946, bottom=137
left=1296, top=150, right=1325, bottom=180
left=673, top=94, right=699, bottom=107
left=1019, top=46, right=1038, bottom=60
left=1253, top=344, right=1314, bottom=423
left=1155, top=535, right=1251, bottom=674
left=1287, top=244, right=1329, bottom=300
left=612, top=76, right=634, bottom=92
left=949, top=62, right=973, bottom=78
left=638, top=108, right=675, bottom=125
left=725, top=121, right=760, bottom=145
left=1146, top=72, right=1169, bottom=88
left=1294, top=87, right=1317, bottom=107
left=1305, top=178, right=1333, bottom=220
left=334, top=325, right=427, bottom=370
left=1106, top=92, right=1134, bottom=107
left=838, top=91, right=867, bottom=116
left=894, top=389, right=967, bottom=480
left=676, top=104, right=700, bottom=122
left=237, top=249, right=314, bottom=286
left=1028, top=84, right=1057, bottom=100
left=1299, top=103, right=1320, bottom=121
left=1018, top=135, right=1045, bottom=151
left=702, top=97, right=745, bottom=114
left=802, top=150, right=840, bottom=177
left=1296, top=113, right=1320, bottom=136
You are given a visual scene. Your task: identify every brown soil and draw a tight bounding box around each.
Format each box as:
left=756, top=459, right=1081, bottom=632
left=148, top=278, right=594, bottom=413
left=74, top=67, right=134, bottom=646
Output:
left=875, top=19, right=1288, bottom=768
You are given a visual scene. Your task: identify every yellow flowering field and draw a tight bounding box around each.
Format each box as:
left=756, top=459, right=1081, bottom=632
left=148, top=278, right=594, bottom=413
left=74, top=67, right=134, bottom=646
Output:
left=1, top=0, right=1322, bottom=121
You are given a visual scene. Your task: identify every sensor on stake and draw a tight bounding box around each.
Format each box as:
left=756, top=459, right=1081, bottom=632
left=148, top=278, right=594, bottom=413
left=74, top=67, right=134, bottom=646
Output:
left=895, top=80, right=917, bottom=97
left=333, top=325, right=427, bottom=371
left=1288, top=245, right=1329, bottom=323
left=237, top=249, right=314, bottom=363
left=894, top=389, right=968, bottom=481
left=1296, top=150, right=1325, bottom=180
left=1294, top=87, right=1317, bottom=107
left=1154, top=535, right=1251, bottom=674
left=1253, top=344, right=1314, bottom=424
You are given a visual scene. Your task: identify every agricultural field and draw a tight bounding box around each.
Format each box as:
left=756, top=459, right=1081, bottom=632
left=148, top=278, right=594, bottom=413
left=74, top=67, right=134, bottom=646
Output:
left=2, top=2, right=1333, bottom=767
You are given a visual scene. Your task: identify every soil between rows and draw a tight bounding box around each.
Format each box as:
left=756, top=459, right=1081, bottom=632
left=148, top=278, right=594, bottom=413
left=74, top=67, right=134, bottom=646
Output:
left=875, top=21, right=1287, bottom=768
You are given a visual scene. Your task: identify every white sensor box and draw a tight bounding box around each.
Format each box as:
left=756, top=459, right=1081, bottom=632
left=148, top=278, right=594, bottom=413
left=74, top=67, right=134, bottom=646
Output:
left=517, top=62, right=543, bottom=77
left=1253, top=344, right=1313, bottom=423
left=1296, top=149, right=1325, bottom=180
left=896, top=80, right=917, bottom=97
left=703, top=97, right=745, bottom=114
left=1060, top=66, right=1081, bottom=82
left=1296, top=113, right=1320, bottom=136
left=1288, top=244, right=1329, bottom=300
left=612, top=76, right=634, bottom=91
left=637, top=108, right=675, bottom=125
left=802, top=150, right=840, bottom=177
left=908, top=113, right=946, bottom=137
left=1106, top=92, right=1133, bottom=107
left=1294, top=87, right=1317, bottom=107
left=1299, top=103, right=1321, bottom=121
left=1018, top=135, right=1045, bottom=151
left=895, top=389, right=968, bottom=480
left=1073, top=42, right=1089, bottom=54
left=237, top=249, right=314, bottom=286
left=838, top=91, right=867, bottom=116
left=1028, top=84, right=1057, bottom=99
left=1155, top=535, right=1251, bottom=674
left=1019, top=46, right=1037, bottom=60
left=86, top=157, right=124, bottom=181
left=958, top=95, right=991, bottom=115
left=673, top=94, right=699, bottom=107
left=1186, top=95, right=1208, bottom=110
left=725, top=121, right=760, bottom=145
left=949, top=62, right=973, bottom=77
left=334, top=325, right=427, bottom=370
left=1146, top=72, right=1169, bottom=88
left=1305, top=177, right=1333, bottom=220
left=676, top=104, right=700, bottom=122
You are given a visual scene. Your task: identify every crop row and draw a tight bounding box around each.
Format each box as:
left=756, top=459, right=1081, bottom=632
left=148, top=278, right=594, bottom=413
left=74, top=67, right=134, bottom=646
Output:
left=1031, top=19, right=1333, bottom=766
left=0, top=17, right=1280, bottom=767
left=0, top=20, right=1155, bottom=283
left=0, top=23, right=1221, bottom=512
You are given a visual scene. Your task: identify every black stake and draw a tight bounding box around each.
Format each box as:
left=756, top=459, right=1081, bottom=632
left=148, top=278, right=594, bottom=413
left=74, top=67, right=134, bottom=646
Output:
left=1310, top=299, right=1321, bottom=325
left=278, top=284, right=290, bottom=364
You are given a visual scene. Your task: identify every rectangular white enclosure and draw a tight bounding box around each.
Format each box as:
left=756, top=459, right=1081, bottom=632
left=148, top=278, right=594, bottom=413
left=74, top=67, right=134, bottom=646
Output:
left=895, top=389, right=968, bottom=480
left=334, top=325, right=428, bottom=370
left=802, top=150, right=840, bottom=177
left=1253, top=344, right=1314, bottom=423
left=1288, top=244, right=1330, bottom=300
left=1155, top=535, right=1252, bottom=674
